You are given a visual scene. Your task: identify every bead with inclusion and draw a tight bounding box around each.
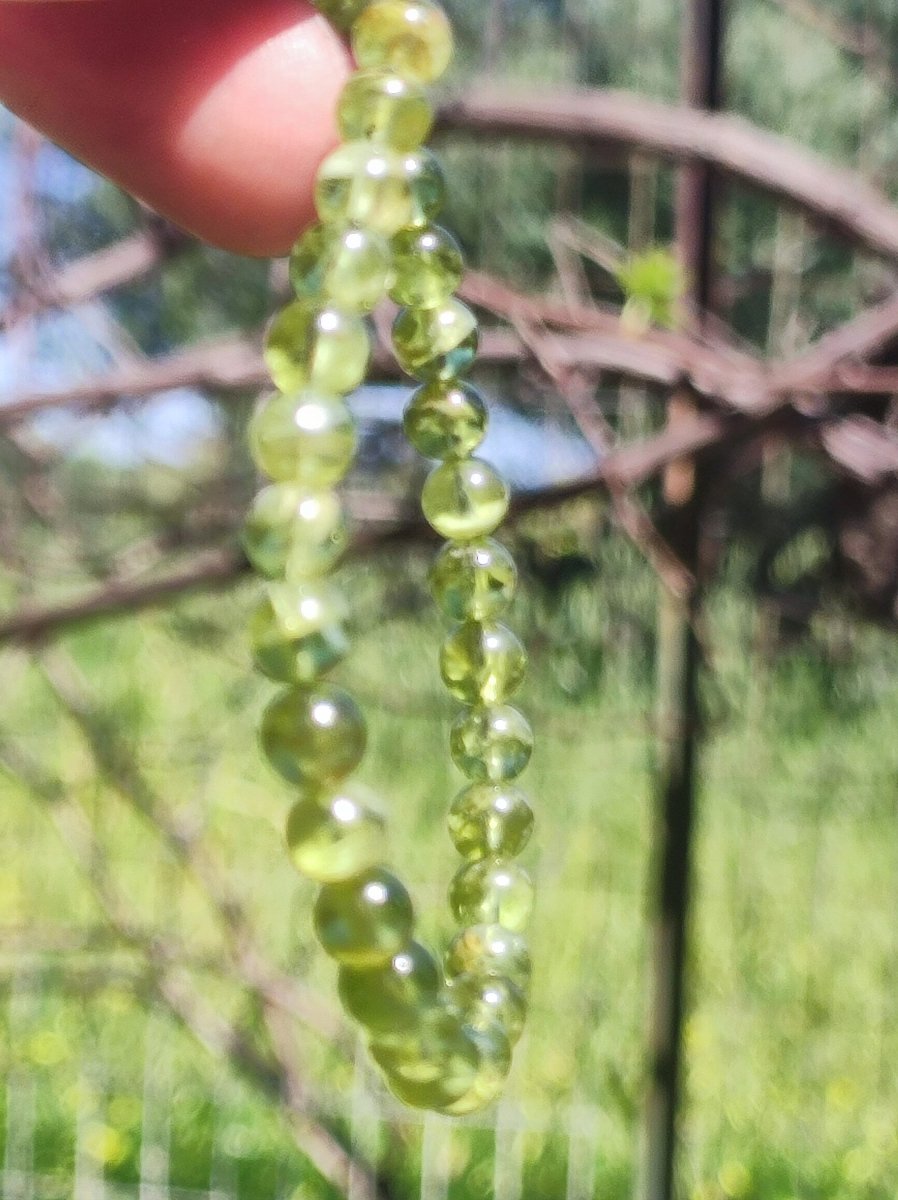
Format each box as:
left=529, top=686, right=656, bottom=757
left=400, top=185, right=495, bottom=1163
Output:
left=393, top=299, right=477, bottom=382
left=370, top=1002, right=480, bottom=1109
left=286, top=784, right=386, bottom=882
left=352, top=1, right=454, bottom=85
left=404, top=380, right=487, bottom=460
left=440, top=621, right=526, bottom=705
left=250, top=581, right=348, bottom=683
left=314, top=0, right=371, bottom=30
left=248, top=390, right=357, bottom=486
left=449, top=859, right=534, bottom=932
left=429, top=538, right=517, bottom=621
left=241, top=485, right=347, bottom=579
left=450, top=704, right=533, bottom=782
left=422, top=459, right=508, bottom=541
left=450, top=972, right=528, bottom=1046
left=315, top=142, right=415, bottom=236
left=338, top=70, right=434, bottom=151
left=290, top=224, right=392, bottom=313
left=314, top=867, right=414, bottom=968
left=437, top=1022, right=511, bottom=1115
left=260, top=684, right=366, bottom=786
left=338, top=940, right=440, bottom=1034
left=403, top=149, right=446, bottom=227
left=447, top=783, right=534, bottom=861
left=264, top=301, right=370, bottom=394
left=390, top=226, right=463, bottom=308
left=445, top=923, right=532, bottom=992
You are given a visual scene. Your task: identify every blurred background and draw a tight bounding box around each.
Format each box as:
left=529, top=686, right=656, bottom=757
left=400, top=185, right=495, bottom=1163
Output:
left=2, top=0, right=898, bottom=1198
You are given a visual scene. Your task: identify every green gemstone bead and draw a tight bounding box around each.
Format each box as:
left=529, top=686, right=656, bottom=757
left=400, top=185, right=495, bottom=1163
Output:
left=449, top=860, right=534, bottom=932
left=370, top=1003, right=480, bottom=1109
left=242, top=485, right=347, bottom=579
left=440, top=621, right=526, bottom=705
left=290, top=224, right=392, bottom=314
left=403, top=381, right=487, bottom=460
left=421, top=460, right=509, bottom=541
left=445, top=923, right=531, bottom=992
left=402, top=149, right=446, bottom=227
left=260, top=684, right=366, bottom=786
left=390, top=226, right=463, bottom=308
left=352, top=0, right=454, bottom=84
left=393, top=299, right=477, bottom=382
left=450, top=973, right=527, bottom=1046
left=447, top=783, right=534, bottom=861
left=437, top=1022, right=511, bottom=1115
left=338, top=70, right=434, bottom=151
left=315, top=142, right=415, bottom=236
left=429, top=538, right=517, bottom=621
left=314, top=867, right=414, bottom=968
left=248, top=390, right=357, bottom=486
left=286, top=784, right=386, bottom=882
left=450, top=704, right=533, bottom=782
left=338, top=940, right=440, bottom=1034
left=314, top=0, right=371, bottom=30
left=265, top=301, right=370, bottom=395
left=250, top=581, right=348, bottom=683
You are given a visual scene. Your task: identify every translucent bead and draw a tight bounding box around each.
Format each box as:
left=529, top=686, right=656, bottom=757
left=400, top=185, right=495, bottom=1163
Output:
left=286, top=784, right=386, bottom=882
left=403, top=381, right=487, bottom=460
left=315, top=142, right=414, bottom=236
left=450, top=973, right=528, bottom=1046
left=437, top=1022, right=511, bottom=1115
left=248, top=390, right=357, bottom=486
left=392, top=299, right=478, bottom=382
left=370, top=1003, right=479, bottom=1109
left=352, top=0, right=454, bottom=84
left=338, top=940, right=440, bottom=1034
left=241, top=485, right=347, bottom=580
left=422, top=460, right=509, bottom=542
left=338, top=70, right=433, bottom=151
left=250, top=581, right=348, bottom=683
left=402, top=149, right=446, bottom=227
left=445, top=923, right=531, bottom=992
left=265, top=301, right=370, bottom=395
left=440, top=621, right=526, bottom=704
left=429, top=538, right=517, bottom=621
left=449, top=860, right=534, bottom=932
left=389, top=226, right=463, bottom=308
left=450, top=704, right=533, bottom=782
left=314, top=867, right=414, bottom=968
left=260, top=684, right=366, bottom=786
left=447, top=783, right=534, bottom=861
left=314, top=0, right=370, bottom=30
left=289, top=224, right=392, bottom=313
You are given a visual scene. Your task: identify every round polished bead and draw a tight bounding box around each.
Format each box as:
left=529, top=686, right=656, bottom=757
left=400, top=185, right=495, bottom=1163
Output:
left=390, top=226, right=463, bottom=308
left=440, top=621, right=526, bottom=704
left=241, top=485, right=347, bottom=579
left=260, top=684, right=366, bottom=786
left=445, top=923, right=531, bottom=992
left=437, top=1022, right=512, bottom=1115
left=290, top=224, right=392, bottom=313
left=286, top=784, right=386, bottom=882
left=448, top=783, right=534, bottom=861
left=422, top=460, right=509, bottom=541
left=403, top=381, right=487, bottom=460
left=248, top=390, right=357, bottom=486
left=393, top=299, right=478, bottom=382
left=352, top=1, right=454, bottom=84
left=250, top=581, right=348, bottom=683
left=315, top=142, right=415, bottom=236
left=314, top=0, right=370, bottom=29
left=370, top=1003, right=480, bottom=1109
left=450, top=704, right=533, bottom=782
left=429, top=538, right=517, bottom=621
left=265, top=301, right=370, bottom=395
left=338, top=70, right=434, bottom=151
left=449, top=860, right=534, bottom=932
left=402, top=149, right=446, bottom=227
left=314, top=867, right=414, bottom=968
left=450, top=973, right=527, bottom=1046
left=338, top=940, right=440, bottom=1034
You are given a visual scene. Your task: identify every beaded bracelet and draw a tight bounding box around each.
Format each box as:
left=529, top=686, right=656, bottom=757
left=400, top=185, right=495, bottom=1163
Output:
left=241, top=0, right=535, bottom=1115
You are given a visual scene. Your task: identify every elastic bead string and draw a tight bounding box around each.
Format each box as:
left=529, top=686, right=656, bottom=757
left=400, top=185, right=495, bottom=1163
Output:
left=242, top=0, right=535, bottom=1115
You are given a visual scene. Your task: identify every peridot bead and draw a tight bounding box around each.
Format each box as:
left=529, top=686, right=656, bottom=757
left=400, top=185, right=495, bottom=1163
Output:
left=450, top=704, right=533, bottom=782
left=370, top=1003, right=479, bottom=1109
left=403, top=381, right=487, bottom=460
left=449, top=860, right=534, bottom=932
left=314, top=867, right=414, bottom=968
left=248, top=390, right=357, bottom=486
left=290, top=224, right=392, bottom=313
left=421, top=459, right=509, bottom=541
left=315, top=142, right=414, bottom=236
left=439, top=621, right=526, bottom=705
left=445, top=923, right=531, bottom=992
left=242, top=485, right=347, bottom=579
left=447, top=783, right=534, bottom=861
left=338, top=940, right=440, bottom=1034
left=265, top=301, right=370, bottom=395
left=392, top=299, right=478, bottom=382
left=436, top=1022, right=511, bottom=1115
left=402, top=149, right=446, bottom=227
left=260, top=684, right=366, bottom=786
left=314, top=0, right=371, bottom=30
left=250, top=581, right=348, bottom=683
left=286, top=784, right=386, bottom=882
left=352, top=0, right=454, bottom=84
left=450, top=973, right=527, bottom=1046
left=389, top=226, right=463, bottom=308
left=338, top=70, right=434, bottom=151
left=429, top=539, right=517, bottom=620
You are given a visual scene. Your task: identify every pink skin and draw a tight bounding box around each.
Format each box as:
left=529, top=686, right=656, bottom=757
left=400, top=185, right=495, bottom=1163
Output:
left=0, top=0, right=353, bottom=255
